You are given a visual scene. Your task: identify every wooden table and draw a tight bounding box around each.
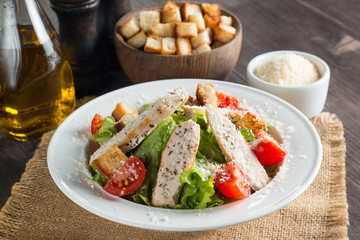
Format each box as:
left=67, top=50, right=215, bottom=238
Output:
left=1, top=0, right=359, bottom=238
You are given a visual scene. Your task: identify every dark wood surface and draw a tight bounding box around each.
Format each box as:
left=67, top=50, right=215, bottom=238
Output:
left=1, top=0, right=359, bottom=238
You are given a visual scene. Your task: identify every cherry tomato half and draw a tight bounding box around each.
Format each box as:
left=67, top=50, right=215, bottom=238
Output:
left=91, top=113, right=104, bottom=135
left=252, top=130, right=287, bottom=166
left=103, top=156, right=146, bottom=197
left=215, top=91, right=240, bottom=110
left=214, top=162, right=250, bottom=199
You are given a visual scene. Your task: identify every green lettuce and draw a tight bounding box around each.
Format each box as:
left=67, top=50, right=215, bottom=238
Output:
left=89, top=116, right=117, bottom=146
left=240, top=129, right=255, bottom=142
left=131, top=118, right=177, bottom=205
left=91, top=162, right=108, bottom=187
left=175, top=168, right=223, bottom=209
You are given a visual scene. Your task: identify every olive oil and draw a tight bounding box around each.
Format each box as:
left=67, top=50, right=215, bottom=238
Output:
left=0, top=26, right=76, bottom=141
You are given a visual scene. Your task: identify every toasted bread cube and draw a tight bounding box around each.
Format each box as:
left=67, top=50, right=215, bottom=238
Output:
left=191, top=28, right=212, bottom=49
left=196, top=82, right=219, bottom=107
left=201, top=3, right=220, bottom=17
left=163, top=1, right=180, bottom=10
left=181, top=2, right=202, bottom=21
left=126, top=31, right=147, bottom=49
left=161, top=37, right=177, bottom=55
left=114, top=114, right=136, bottom=132
left=144, top=35, right=162, bottom=53
left=204, top=14, right=220, bottom=30
left=120, top=17, right=140, bottom=39
left=220, top=15, right=233, bottom=26
left=176, top=37, right=192, bottom=55
left=93, top=144, right=128, bottom=180
left=211, top=40, right=224, bottom=49
left=161, top=7, right=182, bottom=23
left=112, top=102, right=139, bottom=121
left=176, top=22, right=198, bottom=38
left=140, top=11, right=160, bottom=33
left=235, top=112, right=265, bottom=134
left=214, top=23, right=236, bottom=43
left=188, top=12, right=206, bottom=32
left=193, top=43, right=211, bottom=54
left=151, top=23, right=175, bottom=37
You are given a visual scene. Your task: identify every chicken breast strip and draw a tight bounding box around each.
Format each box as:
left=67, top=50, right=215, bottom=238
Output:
left=90, top=88, right=189, bottom=165
left=151, top=120, right=200, bottom=208
left=206, top=105, right=269, bottom=191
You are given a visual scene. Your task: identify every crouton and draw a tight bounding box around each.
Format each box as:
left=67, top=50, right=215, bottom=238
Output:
left=188, top=12, right=206, bottom=32
left=214, top=23, right=236, bottom=43
left=112, top=102, right=139, bottom=122
left=140, top=11, right=160, bottom=33
left=161, top=1, right=181, bottom=23
left=201, top=3, right=220, bottom=17
left=193, top=43, right=211, bottom=54
left=114, top=114, right=136, bottom=132
left=176, top=37, right=192, bottom=55
left=181, top=2, right=202, bottom=21
left=120, top=17, right=140, bottom=39
left=176, top=22, right=198, bottom=38
left=161, top=37, right=177, bottom=55
left=220, top=15, right=233, bottom=26
left=92, top=144, right=128, bottom=180
left=126, top=31, right=147, bottom=49
left=151, top=23, right=175, bottom=37
left=191, top=28, right=212, bottom=49
left=235, top=112, right=265, bottom=134
left=144, top=35, right=162, bottom=53
left=196, top=82, right=219, bottom=107
left=162, top=1, right=180, bottom=10
left=204, top=13, right=220, bottom=30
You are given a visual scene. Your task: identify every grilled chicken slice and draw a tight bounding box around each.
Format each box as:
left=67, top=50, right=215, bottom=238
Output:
left=205, top=105, right=269, bottom=191
left=182, top=105, right=247, bottom=121
left=89, top=88, right=189, bottom=166
left=151, top=120, right=200, bottom=208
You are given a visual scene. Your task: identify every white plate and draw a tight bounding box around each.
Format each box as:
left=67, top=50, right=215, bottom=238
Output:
left=48, top=79, right=322, bottom=231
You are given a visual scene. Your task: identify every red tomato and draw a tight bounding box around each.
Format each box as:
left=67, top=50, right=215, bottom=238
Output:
left=91, top=114, right=104, bottom=134
left=215, top=91, right=240, bottom=110
left=214, top=162, right=250, bottom=199
left=252, top=130, right=287, bottom=166
left=103, top=156, right=146, bottom=197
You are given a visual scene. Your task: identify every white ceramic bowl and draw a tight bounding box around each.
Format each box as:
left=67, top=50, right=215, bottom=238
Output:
left=47, top=79, right=322, bottom=231
left=247, top=50, right=330, bottom=118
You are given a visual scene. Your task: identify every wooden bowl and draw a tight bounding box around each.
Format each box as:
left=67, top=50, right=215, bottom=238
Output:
left=114, top=2, right=242, bottom=84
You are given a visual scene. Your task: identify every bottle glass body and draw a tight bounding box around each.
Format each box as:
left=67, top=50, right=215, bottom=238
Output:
left=0, top=0, right=76, bottom=141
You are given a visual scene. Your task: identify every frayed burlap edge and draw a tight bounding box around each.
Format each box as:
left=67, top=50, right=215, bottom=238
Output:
left=312, top=113, right=348, bottom=239
left=0, top=112, right=349, bottom=239
left=0, top=97, right=96, bottom=239
left=0, top=132, right=53, bottom=239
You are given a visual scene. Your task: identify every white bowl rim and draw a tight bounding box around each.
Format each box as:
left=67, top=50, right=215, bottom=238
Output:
left=247, top=50, right=330, bottom=89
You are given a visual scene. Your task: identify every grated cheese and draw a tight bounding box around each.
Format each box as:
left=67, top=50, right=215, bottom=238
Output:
left=255, top=53, right=320, bottom=86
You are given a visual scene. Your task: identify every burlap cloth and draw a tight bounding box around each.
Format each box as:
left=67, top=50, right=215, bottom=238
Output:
left=0, top=112, right=348, bottom=239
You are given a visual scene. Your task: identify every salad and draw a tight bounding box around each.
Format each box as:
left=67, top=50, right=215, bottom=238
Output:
left=88, top=82, right=287, bottom=209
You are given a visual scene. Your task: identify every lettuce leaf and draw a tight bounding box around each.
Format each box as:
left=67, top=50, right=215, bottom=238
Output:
left=198, top=129, right=226, bottom=164
left=91, top=162, right=108, bottom=187
left=89, top=116, right=117, bottom=146
left=240, top=129, right=255, bottom=142
left=175, top=168, right=223, bottom=209
left=131, top=118, right=177, bottom=205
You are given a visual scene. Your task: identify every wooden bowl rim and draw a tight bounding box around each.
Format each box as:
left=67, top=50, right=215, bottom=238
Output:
left=114, top=1, right=242, bottom=58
